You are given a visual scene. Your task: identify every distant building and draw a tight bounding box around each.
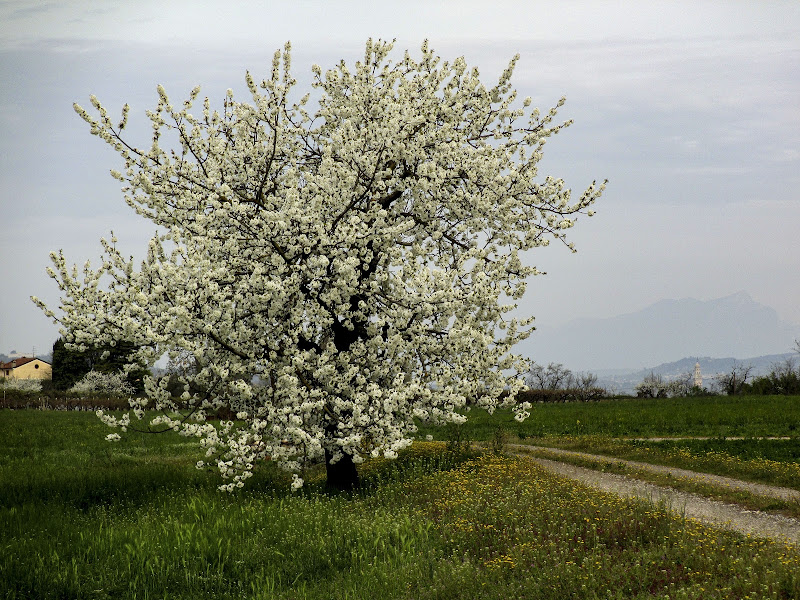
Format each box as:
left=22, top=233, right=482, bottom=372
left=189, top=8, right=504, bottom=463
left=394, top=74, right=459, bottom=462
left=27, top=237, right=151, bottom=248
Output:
left=693, top=361, right=702, bottom=388
left=1, top=357, right=52, bottom=380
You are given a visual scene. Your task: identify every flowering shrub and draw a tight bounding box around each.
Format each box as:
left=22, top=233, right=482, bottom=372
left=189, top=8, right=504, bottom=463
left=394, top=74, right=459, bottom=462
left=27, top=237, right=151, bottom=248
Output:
left=69, top=370, right=135, bottom=396
left=1, top=378, right=43, bottom=393
left=34, top=39, right=604, bottom=489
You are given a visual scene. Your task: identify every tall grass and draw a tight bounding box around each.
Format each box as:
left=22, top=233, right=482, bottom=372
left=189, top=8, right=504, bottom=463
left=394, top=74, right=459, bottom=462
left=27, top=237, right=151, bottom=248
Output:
left=2, top=411, right=799, bottom=599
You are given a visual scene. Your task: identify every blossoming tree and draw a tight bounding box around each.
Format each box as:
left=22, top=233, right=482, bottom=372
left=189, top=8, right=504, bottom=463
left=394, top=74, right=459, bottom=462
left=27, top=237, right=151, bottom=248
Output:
left=34, top=40, right=604, bottom=490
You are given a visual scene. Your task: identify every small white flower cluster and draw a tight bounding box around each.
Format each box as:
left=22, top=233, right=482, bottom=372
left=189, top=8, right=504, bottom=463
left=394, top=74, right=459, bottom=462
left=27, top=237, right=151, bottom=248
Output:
left=37, top=39, right=604, bottom=490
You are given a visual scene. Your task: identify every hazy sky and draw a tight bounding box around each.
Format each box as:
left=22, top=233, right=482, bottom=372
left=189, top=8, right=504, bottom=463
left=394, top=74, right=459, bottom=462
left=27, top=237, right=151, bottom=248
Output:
left=1, top=0, right=798, bottom=363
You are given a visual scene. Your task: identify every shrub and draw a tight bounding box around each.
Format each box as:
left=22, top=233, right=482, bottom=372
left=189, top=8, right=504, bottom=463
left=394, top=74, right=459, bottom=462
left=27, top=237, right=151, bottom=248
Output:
left=69, top=370, right=135, bottom=396
left=1, top=378, right=43, bottom=393
left=747, top=358, right=800, bottom=395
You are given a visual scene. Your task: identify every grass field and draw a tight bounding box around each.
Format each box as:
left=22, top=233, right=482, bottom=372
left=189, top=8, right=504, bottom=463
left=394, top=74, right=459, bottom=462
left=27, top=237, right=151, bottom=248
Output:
left=424, top=394, right=800, bottom=508
left=417, top=394, right=800, bottom=440
left=2, top=404, right=799, bottom=599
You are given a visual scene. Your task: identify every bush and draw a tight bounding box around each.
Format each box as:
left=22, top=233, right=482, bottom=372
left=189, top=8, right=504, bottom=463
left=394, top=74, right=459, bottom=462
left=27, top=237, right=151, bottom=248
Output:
left=69, top=370, right=135, bottom=396
left=746, top=358, right=800, bottom=395
left=1, top=378, right=43, bottom=393
left=0, top=376, right=135, bottom=410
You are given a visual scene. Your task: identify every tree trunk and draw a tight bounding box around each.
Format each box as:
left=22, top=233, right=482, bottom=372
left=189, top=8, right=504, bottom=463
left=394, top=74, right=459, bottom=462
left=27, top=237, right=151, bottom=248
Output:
left=325, top=449, right=360, bottom=490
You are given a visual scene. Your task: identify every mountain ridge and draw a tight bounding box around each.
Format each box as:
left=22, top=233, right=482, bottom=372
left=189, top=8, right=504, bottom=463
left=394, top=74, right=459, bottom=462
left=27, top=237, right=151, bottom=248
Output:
left=521, top=291, right=800, bottom=371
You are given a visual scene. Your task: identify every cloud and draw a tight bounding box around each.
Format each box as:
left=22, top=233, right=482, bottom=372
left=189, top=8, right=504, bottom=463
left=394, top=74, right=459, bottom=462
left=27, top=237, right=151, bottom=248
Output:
left=3, top=1, right=59, bottom=20
left=773, top=148, right=800, bottom=163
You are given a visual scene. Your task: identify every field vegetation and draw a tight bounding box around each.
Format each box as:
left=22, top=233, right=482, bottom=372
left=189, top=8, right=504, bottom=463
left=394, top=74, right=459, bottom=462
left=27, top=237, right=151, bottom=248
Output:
left=419, top=395, right=800, bottom=503
left=528, top=437, right=800, bottom=491
left=2, top=406, right=799, bottom=599
left=416, top=394, right=800, bottom=439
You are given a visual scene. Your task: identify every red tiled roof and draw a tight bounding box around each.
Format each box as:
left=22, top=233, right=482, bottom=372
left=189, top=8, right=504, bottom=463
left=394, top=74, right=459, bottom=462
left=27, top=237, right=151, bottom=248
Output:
left=0, top=357, right=50, bottom=369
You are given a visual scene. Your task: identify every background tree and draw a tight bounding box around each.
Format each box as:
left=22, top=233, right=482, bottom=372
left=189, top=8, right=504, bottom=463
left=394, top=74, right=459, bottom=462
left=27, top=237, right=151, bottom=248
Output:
left=34, top=40, right=604, bottom=490
left=748, top=358, right=800, bottom=395
left=519, top=364, right=603, bottom=402
left=572, top=371, right=605, bottom=402
left=635, top=372, right=668, bottom=398
left=51, top=337, right=92, bottom=391
left=162, top=349, right=201, bottom=399
left=668, top=372, right=695, bottom=398
left=526, top=362, right=574, bottom=390
left=51, top=337, right=148, bottom=393
left=713, top=361, right=754, bottom=396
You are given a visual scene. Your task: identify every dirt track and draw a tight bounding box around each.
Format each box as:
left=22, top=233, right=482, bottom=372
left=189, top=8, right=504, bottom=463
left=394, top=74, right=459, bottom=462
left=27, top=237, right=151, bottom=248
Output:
left=508, top=444, right=800, bottom=546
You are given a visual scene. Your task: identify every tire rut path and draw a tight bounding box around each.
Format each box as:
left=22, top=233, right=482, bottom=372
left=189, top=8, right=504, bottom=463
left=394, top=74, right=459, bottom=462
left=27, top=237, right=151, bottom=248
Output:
left=506, top=444, right=800, bottom=545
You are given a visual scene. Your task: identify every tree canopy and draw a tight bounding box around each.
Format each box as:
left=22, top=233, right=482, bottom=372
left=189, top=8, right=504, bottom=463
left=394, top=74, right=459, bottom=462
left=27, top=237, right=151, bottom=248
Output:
left=34, top=40, right=605, bottom=489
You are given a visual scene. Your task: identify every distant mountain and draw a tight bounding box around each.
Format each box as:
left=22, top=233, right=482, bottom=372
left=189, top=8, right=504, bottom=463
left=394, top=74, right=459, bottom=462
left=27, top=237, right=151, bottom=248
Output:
left=520, top=291, right=800, bottom=371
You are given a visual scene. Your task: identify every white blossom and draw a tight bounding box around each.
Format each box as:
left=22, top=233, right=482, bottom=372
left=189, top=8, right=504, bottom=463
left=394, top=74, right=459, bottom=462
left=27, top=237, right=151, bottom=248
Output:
left=37, top=39, right=604, bottom=490
left=291, top=474, right=304, bottom=491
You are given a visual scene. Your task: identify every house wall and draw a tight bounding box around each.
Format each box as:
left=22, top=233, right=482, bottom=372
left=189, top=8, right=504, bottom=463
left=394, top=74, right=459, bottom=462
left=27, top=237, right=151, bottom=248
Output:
left=9, top=360, right=52, bottom=380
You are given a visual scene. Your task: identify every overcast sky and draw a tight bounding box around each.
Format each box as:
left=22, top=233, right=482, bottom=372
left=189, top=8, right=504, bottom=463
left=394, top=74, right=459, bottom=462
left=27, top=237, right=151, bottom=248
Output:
left=1, top=0, right=798, bottom=363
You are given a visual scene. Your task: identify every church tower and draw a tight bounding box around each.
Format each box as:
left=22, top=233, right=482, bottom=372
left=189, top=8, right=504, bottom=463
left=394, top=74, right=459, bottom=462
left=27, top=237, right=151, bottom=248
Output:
left=694, top=361, right=702, bottom=388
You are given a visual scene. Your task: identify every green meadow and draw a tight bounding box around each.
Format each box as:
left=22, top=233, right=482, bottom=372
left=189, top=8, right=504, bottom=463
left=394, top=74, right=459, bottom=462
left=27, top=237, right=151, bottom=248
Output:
left=1, top=397, right=799, bottom=599
left=417, top=394, right=800, bottom=440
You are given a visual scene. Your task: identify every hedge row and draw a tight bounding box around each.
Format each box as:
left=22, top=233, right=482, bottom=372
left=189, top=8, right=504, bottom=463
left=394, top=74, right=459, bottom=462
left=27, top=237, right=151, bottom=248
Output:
left=0, top=393, right=238, bottom=419
left=0, top=394, right=132, bottom=411
left=511, top=387, right=607, bottom=403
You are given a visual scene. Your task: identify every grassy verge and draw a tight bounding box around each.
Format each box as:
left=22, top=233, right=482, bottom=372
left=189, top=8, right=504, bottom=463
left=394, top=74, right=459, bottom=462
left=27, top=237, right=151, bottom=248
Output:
left=512, top=445, right=800, bottom=520
left=2, top=410, right=800, bottom=599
